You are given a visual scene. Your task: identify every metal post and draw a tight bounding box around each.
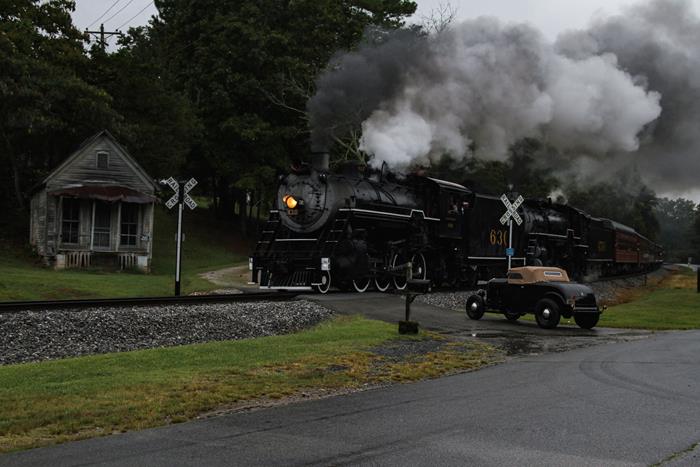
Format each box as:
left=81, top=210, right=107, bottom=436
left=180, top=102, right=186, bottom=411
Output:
left=405, top=261, right=413, bottom=321
left=507, top=218, right=513, bottom=270
left=175, top=183, right=184, bottom=296
left=697, top=268, right=699, bottom=294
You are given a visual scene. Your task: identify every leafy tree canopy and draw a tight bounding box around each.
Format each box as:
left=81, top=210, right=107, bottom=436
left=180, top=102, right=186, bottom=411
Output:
left=566, top=176, right=660, bottom=241
left=654, top=197, right=697, bottom=262
left=0, top=0, right=119, bottom=209
left=152, top=0, right=417, bottom=209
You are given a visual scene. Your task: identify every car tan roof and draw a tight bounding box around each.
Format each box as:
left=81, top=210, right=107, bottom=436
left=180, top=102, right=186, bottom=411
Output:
left=507, top=267, right=570, bottom=284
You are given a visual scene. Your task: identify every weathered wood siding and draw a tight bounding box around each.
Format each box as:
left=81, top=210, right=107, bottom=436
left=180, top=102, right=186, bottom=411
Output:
left=142, top=203, right=154, bottom=258
left=29, top=191, right=46, bottom=255
left=47, top=137, right=154, bottom=194
left=31, top=131, right=157, bottom=268
left=46, top=195, right=58, bottom=255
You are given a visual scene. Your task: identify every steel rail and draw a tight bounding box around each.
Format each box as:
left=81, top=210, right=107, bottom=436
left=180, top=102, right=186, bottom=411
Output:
left=0, top=292, right=299, bottom=313
left=589, top=270, right=655, bottom=283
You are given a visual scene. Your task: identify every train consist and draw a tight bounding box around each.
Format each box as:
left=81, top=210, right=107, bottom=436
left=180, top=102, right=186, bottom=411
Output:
left=250, top=154, right=663, bottom=293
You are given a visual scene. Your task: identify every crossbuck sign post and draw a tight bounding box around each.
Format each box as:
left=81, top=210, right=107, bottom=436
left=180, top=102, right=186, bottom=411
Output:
left=163, top=177, right=198, bottom=296
left=500, top=194, right=524, bottom=270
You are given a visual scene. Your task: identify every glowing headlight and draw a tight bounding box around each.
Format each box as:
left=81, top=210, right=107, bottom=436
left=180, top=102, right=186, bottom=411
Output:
left=283, top=195, right=298, bottom=209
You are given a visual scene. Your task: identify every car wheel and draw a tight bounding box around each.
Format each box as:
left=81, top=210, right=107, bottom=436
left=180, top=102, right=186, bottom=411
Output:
left=574, top=313, right=600, bottom=329
left=505, top=311, right=520, bottom=322
left=466, top=295, right=485, bottom=320
left=535, top=298, right=561, bottom=329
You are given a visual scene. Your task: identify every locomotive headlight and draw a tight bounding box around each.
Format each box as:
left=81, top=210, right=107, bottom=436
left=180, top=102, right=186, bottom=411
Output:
left=283, top=195, right=298, bottom=209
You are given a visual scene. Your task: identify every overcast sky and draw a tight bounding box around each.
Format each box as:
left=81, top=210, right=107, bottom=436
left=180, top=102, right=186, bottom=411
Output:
left=75, top=0, right=697, bottom=42
left=73, top=0, right=700, bottom=39
left=73, top=1, right=700, bottom=202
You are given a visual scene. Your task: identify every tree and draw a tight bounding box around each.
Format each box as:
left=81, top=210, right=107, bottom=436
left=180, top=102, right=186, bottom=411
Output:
left=654, top=198, right=697, bottom=262
left=433, top=138, right=560, bottom=198
left=507, top=138, right=560, bottom=199
left=566, top=176, right=660, bottom=241
left=691, top=207, right=700, bottom=263
left=86, top=28, right=201, bottom=179
left=0, top=0, right=120, bottom=211
left=153, top=0, right=417, bottom=222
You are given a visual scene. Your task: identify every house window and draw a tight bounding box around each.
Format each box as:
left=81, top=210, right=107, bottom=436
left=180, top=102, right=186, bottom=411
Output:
left=61, top=198, right=80, bottom=244
left=120, top=203, right=139, bottom=247
left=96, top=152, right=109, bottom=169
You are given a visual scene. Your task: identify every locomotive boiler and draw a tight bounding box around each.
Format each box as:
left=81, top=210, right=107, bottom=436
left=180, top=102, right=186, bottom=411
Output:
left=250, top=154, right=663, bottom=293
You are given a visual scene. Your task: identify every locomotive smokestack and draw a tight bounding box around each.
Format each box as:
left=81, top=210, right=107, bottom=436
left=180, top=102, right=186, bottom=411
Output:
left=311, top=152, right=329, bottom=172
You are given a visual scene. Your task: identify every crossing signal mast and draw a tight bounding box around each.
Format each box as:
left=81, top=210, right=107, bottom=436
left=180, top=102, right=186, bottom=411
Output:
left=499, top=194, right=524, bottom=271
left=162, top=177, right=198, bottom=296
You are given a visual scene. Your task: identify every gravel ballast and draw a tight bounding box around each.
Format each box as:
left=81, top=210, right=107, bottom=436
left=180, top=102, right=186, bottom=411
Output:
left=0, top=300, right=332, bottom=365
left=417, top=290, right=477, bottom=311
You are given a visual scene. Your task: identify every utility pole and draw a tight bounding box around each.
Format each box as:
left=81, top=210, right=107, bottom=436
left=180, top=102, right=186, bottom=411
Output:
left=84, top=24, right=122, bottom=51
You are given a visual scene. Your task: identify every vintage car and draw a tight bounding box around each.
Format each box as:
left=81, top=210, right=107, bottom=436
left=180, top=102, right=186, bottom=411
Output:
left=465, top=266, right=603, bottom=329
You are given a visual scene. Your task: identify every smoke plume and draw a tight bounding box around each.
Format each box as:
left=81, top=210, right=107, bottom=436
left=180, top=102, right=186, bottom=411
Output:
left=308, top=0, right=700, bottom=193
left=556, top=0, right=700, bottom=192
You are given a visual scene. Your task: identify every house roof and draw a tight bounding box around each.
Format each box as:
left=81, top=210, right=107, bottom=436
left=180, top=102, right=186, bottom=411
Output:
left=34, top=130, right=158, bottom=193
left=48, top=185, right=158, bottom=204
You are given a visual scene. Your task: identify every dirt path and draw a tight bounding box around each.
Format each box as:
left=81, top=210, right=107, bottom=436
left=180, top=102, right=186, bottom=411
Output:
left=197, top=264, right=252, bottom=294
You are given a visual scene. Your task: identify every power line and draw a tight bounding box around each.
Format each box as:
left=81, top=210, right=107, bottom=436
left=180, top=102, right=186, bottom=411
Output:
left=84, top=24, right=123, bottom=51
left=102, top=0, right=136, bottom=26
left=116, top=1, right=154, bottom=30
left=87, top=0, right=123, bottom=29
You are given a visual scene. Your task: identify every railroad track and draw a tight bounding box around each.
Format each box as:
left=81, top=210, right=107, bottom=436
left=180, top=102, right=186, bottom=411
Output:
left=0, top=291, right=299, bottom=313
left=0, top=269, right=660, bottom=313
left=589, top=270, right=656, bottom=283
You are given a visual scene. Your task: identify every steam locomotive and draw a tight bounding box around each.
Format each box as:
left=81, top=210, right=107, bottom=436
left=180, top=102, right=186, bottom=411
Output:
left=249, top=154, right=664, bottom=293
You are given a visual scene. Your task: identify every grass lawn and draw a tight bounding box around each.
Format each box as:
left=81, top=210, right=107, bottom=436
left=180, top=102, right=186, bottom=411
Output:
left=599, top=269, right=700, bottom=330
left=0, top=316, right=499, bottom=453
left=0, top=207, right=249, bottom=301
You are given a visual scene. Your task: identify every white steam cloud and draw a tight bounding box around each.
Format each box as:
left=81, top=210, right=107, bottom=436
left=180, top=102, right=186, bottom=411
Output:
left=358, top=18, right=661, bottom=167
left=308, top=0, right=700, bottom=192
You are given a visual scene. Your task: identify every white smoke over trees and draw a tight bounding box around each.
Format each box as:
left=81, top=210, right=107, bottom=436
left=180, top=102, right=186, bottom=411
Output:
left=307, top=0, right=700, bottom=193
left=358, top=19, right=661, bottom=166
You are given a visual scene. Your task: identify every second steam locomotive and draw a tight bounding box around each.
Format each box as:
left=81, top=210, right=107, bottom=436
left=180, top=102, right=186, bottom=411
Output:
left=250, top=154, right=663, bottom=293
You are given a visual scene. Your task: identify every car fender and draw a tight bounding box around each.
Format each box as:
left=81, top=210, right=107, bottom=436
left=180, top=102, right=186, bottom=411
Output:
left=542, top=291, right=566, bottom=307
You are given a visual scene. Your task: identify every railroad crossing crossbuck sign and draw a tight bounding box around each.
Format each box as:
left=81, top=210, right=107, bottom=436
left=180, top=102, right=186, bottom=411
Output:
left=500, top=194, right=524, bottom=270
left=162, top=177, right=197, bottom=296
left=164, top=177, right=198, bottom=210
left=500, top=194, right=523, bottom=226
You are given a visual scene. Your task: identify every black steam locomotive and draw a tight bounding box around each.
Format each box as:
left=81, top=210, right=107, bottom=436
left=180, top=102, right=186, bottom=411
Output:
left=249, top=154, right=663, bottom=293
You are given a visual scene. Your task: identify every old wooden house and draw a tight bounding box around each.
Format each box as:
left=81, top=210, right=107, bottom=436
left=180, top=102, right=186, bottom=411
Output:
left=29, top=130, right=158, bottom=271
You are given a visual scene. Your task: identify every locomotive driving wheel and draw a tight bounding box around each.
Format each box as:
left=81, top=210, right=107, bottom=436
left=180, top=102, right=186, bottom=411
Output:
left=352, top=276, right=371, bottom=293
left=313, top=271, right=331, bottom=294
left=374, top=255, right=392, bottom=292
left=411, top=252, right=427, bottom=281
left=391, top=253, right=407, bottom=290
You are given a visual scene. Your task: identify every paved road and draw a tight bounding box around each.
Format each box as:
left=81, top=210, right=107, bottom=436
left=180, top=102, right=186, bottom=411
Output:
left=305, top=291, right=648, bottom=337
left=3, top=329, right=699, bottom=466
